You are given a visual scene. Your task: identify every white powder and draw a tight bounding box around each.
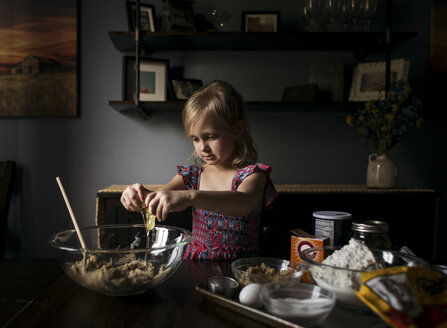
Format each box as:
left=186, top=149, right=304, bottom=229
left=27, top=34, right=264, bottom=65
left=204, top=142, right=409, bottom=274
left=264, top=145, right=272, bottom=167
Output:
left=323, top=238, right=382, bottom=270
left=312, top=239, right=383, bottom=289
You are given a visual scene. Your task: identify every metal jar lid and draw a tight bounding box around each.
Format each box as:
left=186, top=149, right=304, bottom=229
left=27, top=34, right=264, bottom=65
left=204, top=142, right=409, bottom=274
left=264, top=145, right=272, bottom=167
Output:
left=352, top=220, right=389, bottom=233
left=313, top=211, right=352, bottom=220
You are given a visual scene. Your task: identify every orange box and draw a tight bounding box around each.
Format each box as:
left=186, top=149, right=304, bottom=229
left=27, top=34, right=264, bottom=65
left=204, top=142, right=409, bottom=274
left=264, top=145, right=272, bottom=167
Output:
left=290, top=228, right=330, bottom=283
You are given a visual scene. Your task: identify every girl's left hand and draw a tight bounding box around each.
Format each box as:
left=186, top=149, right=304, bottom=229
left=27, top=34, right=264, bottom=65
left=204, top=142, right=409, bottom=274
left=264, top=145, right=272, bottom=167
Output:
left=145, top=190, right=191, bottom=222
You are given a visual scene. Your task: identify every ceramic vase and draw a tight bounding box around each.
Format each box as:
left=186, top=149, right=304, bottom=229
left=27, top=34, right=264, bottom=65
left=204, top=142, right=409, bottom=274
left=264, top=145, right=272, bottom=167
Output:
left=366, top=153, right=398, bottom=188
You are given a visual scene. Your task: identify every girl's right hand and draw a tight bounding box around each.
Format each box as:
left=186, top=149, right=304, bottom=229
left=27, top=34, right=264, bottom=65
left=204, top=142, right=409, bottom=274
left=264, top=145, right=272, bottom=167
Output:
left=120, top=183, right=150, bottom=212
left=145, top=190, right=192, bottom=222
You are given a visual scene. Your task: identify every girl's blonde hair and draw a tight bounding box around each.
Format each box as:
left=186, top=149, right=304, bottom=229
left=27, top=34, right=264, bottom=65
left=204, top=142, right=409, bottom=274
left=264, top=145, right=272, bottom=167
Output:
left=182, top=80, right=258, bottom=169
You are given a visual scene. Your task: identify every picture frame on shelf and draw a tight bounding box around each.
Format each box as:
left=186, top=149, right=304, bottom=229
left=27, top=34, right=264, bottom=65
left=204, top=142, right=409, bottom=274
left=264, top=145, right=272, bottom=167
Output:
left=171, top=78, right=203, bottom=100
left=123, top=56, right=169, bottom=102
left=428, top=0, right=447, bottom=114
left=349, top=58, right=410, bottom=101
left=126, top=1, right=156, bottom=32
left=242, top=11, right=280, bottom=32
left=430, top=0, right=447, bottom=74
left=281, top=84, right=317, bottom=102
left=308, top=59, right=345, bottom=102
left=161, top=0, right=195, bottom=32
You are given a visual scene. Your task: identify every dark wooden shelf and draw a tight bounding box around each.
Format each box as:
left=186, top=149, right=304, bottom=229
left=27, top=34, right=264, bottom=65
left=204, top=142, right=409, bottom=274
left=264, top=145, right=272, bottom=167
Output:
left=109, top=100, right=182, bottom=113
left=109, top=100, right=364, bottom=114
left=109, top=31, right=417, bottom=54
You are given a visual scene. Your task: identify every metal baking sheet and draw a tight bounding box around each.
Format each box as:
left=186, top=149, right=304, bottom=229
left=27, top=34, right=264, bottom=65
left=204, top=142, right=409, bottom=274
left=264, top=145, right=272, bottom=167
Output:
left=196, top=282, right=386, bottom=328
left=195, top=282, right=301, bottom=328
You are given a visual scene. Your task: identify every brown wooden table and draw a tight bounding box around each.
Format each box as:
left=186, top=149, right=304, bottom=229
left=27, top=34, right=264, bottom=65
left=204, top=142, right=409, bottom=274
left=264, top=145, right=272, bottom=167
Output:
left=0, top=259, right=385, bottom=328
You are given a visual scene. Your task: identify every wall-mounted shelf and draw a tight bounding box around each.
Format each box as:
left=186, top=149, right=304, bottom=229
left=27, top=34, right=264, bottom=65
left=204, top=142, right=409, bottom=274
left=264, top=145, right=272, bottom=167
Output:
left=108, top=30, right=417, bottom=117
left=109, top=31, right=417, bottom=55
left=109, top=100, right=363, bottom=114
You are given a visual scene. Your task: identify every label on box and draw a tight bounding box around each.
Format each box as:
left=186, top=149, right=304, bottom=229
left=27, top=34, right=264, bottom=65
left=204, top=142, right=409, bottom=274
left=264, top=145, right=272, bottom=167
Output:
left=290, top=228, right=330, bottom=283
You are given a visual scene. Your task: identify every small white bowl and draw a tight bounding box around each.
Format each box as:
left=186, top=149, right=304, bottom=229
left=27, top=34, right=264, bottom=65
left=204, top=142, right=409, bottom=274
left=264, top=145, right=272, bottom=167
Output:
left=261, top=281, right=335, bottom=327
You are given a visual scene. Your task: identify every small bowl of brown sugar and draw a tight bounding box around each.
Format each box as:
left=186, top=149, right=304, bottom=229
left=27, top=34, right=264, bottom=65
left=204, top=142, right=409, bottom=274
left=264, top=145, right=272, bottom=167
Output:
left=231, top=257, right=303, bottom=286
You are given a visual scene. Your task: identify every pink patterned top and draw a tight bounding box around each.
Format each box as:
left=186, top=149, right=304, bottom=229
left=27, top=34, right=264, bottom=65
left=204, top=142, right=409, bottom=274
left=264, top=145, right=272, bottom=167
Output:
left=177, top=163, right=278, bottom=260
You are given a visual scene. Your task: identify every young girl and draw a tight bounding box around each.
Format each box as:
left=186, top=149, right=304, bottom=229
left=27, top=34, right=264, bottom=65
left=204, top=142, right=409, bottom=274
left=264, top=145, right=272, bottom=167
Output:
left=120, top=80, right=277, bottom=260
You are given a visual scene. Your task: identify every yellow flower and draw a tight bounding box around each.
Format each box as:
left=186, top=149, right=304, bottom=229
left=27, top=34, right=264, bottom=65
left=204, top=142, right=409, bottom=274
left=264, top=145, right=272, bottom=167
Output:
left=384, top=113, right=395, bottom=121
left=346, top=115, right=355, bottom=127
left=387, top=91, right=395, bottom=98
left=416, top=117, right=424, bottom=129
left=346, top=83, right=422, bottom=153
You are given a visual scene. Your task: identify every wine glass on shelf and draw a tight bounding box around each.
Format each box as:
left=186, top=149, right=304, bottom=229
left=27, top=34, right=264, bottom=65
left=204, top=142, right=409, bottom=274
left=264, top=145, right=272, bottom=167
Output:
left=205, top=9, right=231, bottom=31
left=320, top=0, right=341, bottom=31
left=340, top=0, right=351, bottom=31
left=303, top=0, right=320, bottom=31
left=341, top=0, right=357, bottom=31
left=349, top=0, right=361, bottom=31
left=359, top=0, right=377, bottom=31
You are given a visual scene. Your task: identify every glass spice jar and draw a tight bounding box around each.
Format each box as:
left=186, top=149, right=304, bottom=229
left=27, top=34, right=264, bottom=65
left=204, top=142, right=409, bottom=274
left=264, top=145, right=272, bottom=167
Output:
left=351, top=220, right=392, bottom=249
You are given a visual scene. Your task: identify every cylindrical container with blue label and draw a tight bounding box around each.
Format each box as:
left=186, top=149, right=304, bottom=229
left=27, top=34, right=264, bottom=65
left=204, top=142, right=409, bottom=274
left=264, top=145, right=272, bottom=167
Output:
left=313, top=211, right=352, bottom=246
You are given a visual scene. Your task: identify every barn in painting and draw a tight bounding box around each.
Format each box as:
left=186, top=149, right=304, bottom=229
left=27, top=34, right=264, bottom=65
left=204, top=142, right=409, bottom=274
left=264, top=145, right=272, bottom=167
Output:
left=14, top=55, right=61, bottom=74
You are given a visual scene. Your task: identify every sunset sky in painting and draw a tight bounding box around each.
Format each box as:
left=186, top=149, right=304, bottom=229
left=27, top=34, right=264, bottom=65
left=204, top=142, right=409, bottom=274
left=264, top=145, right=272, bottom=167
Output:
left=0, top=0, right=77, bottom=72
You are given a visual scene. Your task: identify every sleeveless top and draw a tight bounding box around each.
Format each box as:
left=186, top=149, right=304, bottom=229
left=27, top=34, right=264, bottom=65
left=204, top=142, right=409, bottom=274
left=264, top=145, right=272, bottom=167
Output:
left=177, top=163, right=278, bottom=260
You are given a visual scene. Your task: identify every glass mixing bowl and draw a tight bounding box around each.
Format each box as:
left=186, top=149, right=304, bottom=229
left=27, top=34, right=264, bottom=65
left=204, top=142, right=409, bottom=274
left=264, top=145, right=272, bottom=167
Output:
left=49, top=224, right=193, bottom=296
left=300, top=246, right=429, bottom=310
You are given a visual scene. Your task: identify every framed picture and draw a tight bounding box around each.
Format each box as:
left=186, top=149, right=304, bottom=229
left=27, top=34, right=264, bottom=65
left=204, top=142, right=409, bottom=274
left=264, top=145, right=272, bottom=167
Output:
left=428, top=0, right=447, bottom=115
left=430, top=0, right=447, bottom=74
left=308, top=59, right=345, bottom=102
left=242, top=11, right=280, bottom=32
left=162, top=0, right=195, bottom=32
left=126, top=1, right=156, bottom=32
left=349, top=59, right=410, bottom=101
left=171, top=78, right=203, bottom=100
left=123, top=56, right=169, bottom=102
left=0, top=0, right=78, bottom=117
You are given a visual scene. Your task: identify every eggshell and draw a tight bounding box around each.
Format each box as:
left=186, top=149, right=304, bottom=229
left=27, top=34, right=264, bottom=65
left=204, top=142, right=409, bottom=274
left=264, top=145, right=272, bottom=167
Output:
left=239, top=283, right=263, bottom=308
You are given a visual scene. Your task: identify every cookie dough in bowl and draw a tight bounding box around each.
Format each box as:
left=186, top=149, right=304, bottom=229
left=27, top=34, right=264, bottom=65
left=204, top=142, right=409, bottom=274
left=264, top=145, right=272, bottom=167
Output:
left=49, top=224, right=193, bottom=296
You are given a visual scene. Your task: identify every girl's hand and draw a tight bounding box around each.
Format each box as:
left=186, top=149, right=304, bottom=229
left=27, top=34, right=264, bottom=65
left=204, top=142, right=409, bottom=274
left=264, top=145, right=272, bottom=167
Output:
left=120, top=183, right=150, bottom=212
left=145, top=190, right=191, bottom=222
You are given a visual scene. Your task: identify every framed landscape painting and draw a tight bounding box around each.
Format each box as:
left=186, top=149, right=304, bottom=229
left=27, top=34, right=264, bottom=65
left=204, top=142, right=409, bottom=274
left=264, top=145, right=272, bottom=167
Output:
left=0, top=0, right=78, bottom=117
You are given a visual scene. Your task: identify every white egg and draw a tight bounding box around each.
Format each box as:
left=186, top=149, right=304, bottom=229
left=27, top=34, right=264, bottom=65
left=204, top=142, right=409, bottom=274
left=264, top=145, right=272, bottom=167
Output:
left=239, top=283, right=263, bottom=308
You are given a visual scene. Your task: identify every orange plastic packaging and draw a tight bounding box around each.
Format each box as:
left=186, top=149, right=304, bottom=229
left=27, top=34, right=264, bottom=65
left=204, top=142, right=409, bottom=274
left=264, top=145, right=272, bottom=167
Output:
left=290, top=228, right=330, bottom=282
left=357, top=266, right=447, bottom=328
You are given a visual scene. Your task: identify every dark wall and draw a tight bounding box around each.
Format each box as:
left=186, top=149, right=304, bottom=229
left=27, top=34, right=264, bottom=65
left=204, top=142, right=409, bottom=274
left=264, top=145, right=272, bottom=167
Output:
left=1, top=0, right=446, bottom=263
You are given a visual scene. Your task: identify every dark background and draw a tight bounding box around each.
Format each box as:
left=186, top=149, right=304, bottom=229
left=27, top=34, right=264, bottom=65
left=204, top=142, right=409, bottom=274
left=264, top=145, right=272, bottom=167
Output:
left=1, top=0, right=445, bottom=263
